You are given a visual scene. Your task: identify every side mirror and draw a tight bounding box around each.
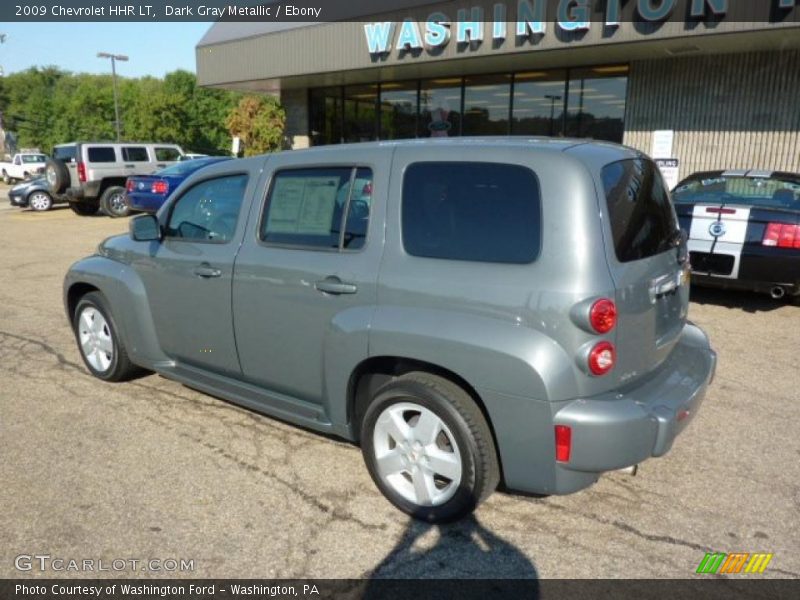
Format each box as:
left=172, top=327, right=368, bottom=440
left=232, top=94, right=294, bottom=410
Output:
left=130, top=214, right=161, bottom=242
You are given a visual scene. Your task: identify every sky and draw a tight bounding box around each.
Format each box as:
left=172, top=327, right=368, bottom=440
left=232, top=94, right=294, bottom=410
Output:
left=0, top=23, right=213, bottom=78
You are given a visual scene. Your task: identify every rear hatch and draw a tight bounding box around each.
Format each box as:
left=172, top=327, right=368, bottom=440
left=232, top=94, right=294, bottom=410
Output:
left=673, top=171, right=800, bottom=279
left=600, top=158, right=689, bottom=387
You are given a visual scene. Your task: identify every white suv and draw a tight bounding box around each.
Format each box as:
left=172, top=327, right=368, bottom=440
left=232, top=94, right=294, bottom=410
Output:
left=45, top=142, right=184, bottom=217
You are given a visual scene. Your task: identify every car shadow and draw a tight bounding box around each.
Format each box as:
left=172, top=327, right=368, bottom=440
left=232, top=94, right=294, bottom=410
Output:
left=690, top=286, right=788, bottom=313
left=362, top=514, right=539, bottom=598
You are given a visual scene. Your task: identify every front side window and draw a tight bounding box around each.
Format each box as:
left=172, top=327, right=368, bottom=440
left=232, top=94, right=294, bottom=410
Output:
left=602, top=158, right=678, bottom=263
left=123, top=147, right=149, bottom=162
left=87, top=147, right=117, bottom=163
left=155, top=147, right=182, bottom=161
left=166, top=174, right=248, bottom=243
left=402, top=162, right=541, bottom=264
left=261, top=167, right=373, bottom=251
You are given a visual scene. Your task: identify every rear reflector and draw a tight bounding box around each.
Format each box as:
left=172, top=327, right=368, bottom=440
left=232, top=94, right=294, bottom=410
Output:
left=763, top=223, right=800, bottom=249
left=126, top=180, right=135, bottom=192
left=588, top=342, right=616, bottom=376
left=589, top=299, right=617, bottom=334
left=151, top=180, right=169, bottom=195
left=555, top=425, right=571, bottom=462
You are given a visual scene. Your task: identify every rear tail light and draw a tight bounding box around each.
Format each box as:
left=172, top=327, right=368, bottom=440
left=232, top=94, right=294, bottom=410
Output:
left=763, top=223, right=800, bottom=249
left=151, top=180, right=169, bottom=195
left=588, top=342, right=616, bottom=376
left=554, top=425, right=572, bottom=462
left=77, top=161, right=86, bottom=183
left=126, top=179, right=134, bottom=192
left=589, top=299, right=617, bottom=334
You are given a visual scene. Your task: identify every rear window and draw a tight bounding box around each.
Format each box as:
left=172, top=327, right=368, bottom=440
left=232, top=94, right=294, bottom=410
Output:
left=673, top=174, right=800, bottom=209
left=122, top=146, right=149, bottom=162
left=22, top=154, right=47, bottom=163
left=87, top=147, right=117, bottom=163
left=402, top=162, right=541, bottom=264
left=601, top=159, right=678, bottom=263
left=53, top=146, right=76, bottom=162
left=155, top=147, right=182, bottom=161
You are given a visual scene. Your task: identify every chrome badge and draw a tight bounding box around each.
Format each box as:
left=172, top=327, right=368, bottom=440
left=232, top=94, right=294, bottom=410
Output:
left=708, top=221, right=726, bottom=238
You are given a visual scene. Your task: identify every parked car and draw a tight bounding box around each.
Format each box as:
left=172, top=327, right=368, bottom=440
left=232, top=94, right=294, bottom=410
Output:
left=1, top=152, right=48, bottom=183
left=45, top=142, right=184, bottom=218
left=64, top=139, right=716, bottom=521
left=125, top=156, right=232, bottom=213
left=7, top=176, right=67, bottom=211
left=673, top=170, right=800, bottom=303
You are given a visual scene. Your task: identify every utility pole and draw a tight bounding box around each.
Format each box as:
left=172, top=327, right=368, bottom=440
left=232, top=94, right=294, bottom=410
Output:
left=97, top=52, right=129, bottom=141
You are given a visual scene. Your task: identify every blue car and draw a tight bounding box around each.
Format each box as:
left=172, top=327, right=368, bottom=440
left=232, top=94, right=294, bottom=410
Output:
left=125, top=156, right=232, bottom=213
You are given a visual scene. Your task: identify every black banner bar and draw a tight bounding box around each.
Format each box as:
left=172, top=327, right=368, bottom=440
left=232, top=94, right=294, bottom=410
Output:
left=2, top=579, right=800, bottom=600
left=1, top=0, right=799, bottom=23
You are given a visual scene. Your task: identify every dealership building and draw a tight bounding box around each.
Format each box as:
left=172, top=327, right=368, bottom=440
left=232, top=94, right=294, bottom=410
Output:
left=196, top=0, right=800, bottom=180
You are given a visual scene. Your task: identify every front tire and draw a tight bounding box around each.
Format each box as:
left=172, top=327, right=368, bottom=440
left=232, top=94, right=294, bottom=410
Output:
left=28, top=191, right=53, bottom=212
left=100, top=186, right=130, bottom=218
left=72, top=292, right=140, bottom=382
left=361, top=372, right=500, bottom=522
left=2, top=170, right=9, bottom=184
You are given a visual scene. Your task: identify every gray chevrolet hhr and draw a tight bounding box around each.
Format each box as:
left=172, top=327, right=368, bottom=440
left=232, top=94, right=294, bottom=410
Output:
left=64, top=138, right=716, bottom=521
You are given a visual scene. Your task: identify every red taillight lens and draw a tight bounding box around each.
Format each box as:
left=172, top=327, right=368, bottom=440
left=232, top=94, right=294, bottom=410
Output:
left=151, top=180, right=169, bottom=195
left=555, top=425, right=572, bottom=462
left=763, top=223, right=800, bottom=249
left=588, top=342, right=616, bottom=376
left=126, top=179, right=134, bottom=192
left=77, top=161, right=86, bottom=183
left=589, top=299, right=617, bottom=334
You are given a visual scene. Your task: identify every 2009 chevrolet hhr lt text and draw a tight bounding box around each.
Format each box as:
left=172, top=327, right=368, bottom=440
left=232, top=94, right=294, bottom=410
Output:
left=64, top=138, right=716, bottom=521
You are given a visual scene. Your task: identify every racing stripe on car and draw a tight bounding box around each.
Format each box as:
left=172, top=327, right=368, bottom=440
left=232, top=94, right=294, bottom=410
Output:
left=687, top=205, right=751, bottom=279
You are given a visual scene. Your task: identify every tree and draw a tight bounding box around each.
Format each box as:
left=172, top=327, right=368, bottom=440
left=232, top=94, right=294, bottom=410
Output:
left=225, top=95, right=285, bottom=157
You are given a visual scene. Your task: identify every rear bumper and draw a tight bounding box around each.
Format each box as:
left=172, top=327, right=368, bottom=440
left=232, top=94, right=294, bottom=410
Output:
left=125, top=192, right=163, bottom=213
left=553, top=322, right=716, bottom=476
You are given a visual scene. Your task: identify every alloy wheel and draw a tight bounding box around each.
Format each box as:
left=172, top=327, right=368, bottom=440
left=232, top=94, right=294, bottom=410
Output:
left=77, top=307, right=114, bottom=372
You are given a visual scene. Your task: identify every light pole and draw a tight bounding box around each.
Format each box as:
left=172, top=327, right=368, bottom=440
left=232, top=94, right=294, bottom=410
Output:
left=544, top=94, right=562, bottom=137
left=97, top=52, right=128, bottom=141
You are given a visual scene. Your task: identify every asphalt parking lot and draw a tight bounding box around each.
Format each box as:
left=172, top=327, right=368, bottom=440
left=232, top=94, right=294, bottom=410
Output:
left=1, top=193, right=798, bottom=580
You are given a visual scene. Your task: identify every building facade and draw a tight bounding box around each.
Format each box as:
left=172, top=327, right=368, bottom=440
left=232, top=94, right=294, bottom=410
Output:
left=196, top=0, right=800, bottom=179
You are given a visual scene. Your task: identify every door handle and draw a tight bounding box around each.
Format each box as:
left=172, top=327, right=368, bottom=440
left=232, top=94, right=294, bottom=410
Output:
left=315, top=277, right=357, bottom=295
left=193, top=264, right=222, bottom=278
left=124, top=164, right=135, bottom=168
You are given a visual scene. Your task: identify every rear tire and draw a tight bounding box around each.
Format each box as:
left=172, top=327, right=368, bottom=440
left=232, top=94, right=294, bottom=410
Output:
left=69, top=201, right=99, bottom=216
left=100, top=186, right=130, bottom=218
left=28, top=191, right=53, bottom=212
left=360, top=372, right=499, bottom=522
left=72, top=292, right=140, bottom=382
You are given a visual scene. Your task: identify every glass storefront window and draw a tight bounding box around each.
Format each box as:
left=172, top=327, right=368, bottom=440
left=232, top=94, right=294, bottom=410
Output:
left=379, top=81, right=418, bottom=140
left=565, top=66, right=629, bottom=143
left=420, top=78, right=463, bottom=138
left=511, top=71, right=568, bottom=137
left=309, top=87, right=343, bottom=145
left=462, top=75, right=511, bottom=136
left=344, top=85, right=378, bottom=143
left=307, top=66, right=628, bottom=145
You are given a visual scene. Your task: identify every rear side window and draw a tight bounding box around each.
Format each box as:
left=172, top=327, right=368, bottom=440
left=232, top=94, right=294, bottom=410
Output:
left=261, top=167, right=372, bottom=251
left=402, top=162, right=541, bottom=264
left=86, top=147, right=116, bottom=163
left=155, top=147, right=182, bottom=161
left=122, top=146, right=149, bottom=162
left=602, top=159, right=678, bottom=263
